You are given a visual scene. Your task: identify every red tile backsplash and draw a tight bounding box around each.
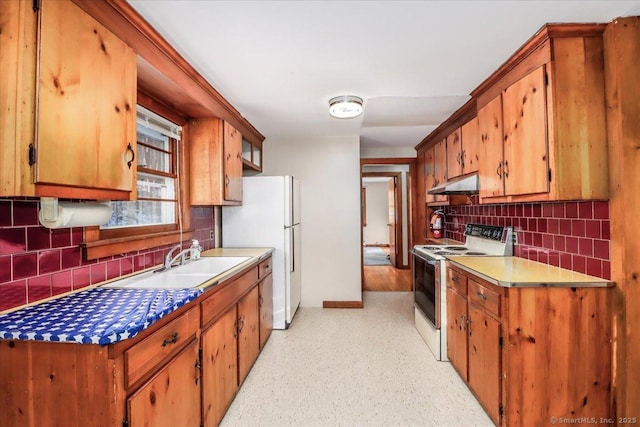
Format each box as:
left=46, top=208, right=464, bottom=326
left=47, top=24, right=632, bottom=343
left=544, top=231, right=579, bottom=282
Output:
left=0, top=199, right=217, bottom=310
left=443, top=199, right=610, bottom=280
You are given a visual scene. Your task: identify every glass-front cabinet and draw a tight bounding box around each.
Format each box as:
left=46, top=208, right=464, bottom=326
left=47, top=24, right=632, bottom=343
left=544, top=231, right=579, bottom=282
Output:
left=241, top=138, right=262, bottom=173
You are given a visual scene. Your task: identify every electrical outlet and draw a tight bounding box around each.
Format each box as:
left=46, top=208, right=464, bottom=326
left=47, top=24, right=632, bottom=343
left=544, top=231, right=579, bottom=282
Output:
left=512, top=232, right=519, bottom=245
left=209, top=230, right=214, bottom=240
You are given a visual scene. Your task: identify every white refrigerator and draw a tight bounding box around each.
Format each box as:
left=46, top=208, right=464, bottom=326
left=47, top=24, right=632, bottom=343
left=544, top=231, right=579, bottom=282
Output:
left=221, top=176, right=301, bottom=329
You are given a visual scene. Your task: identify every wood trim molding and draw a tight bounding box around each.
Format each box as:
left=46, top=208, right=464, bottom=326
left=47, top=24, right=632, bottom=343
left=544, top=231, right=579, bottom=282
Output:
left=322, top=301, right=364, bottom=309
left=470, top=23, right=606, bottom=99
left=82, top=229, right=193, bottom=260
left=360, top=157, right=416, bottom=165
left=71, top=0, right=265, bottom=145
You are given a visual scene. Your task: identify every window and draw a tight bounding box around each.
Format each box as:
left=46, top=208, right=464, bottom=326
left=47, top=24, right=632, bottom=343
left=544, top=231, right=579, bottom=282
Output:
left=102, top=108, right=179, bottom=229
left=83, top=103, right=191, bottom=260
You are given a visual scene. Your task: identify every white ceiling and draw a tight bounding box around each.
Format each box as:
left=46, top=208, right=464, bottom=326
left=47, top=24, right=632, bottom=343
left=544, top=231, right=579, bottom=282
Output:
left=129, top=1, right=640, bottom=152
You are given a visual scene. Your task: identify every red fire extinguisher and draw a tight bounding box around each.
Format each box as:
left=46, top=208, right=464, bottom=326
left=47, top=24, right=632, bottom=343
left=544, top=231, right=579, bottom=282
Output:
left=429, top=209, right=445, bottom=239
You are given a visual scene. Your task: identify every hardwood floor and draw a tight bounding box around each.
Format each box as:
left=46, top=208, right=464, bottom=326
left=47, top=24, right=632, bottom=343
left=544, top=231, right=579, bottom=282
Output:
left=363, top=245, right=412, bottom=291
left=363, top=265, right=412, bottom=291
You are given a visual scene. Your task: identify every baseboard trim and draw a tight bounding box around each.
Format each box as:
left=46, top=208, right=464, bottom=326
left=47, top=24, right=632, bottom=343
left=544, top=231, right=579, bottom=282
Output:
left=363, top=244, right=389, bottom=248
left=322, top=301, right=364, bottom=309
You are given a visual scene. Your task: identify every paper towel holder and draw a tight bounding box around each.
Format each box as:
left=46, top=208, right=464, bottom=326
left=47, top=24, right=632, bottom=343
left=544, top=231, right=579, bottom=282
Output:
left=39, top=197, right=113, bottom=229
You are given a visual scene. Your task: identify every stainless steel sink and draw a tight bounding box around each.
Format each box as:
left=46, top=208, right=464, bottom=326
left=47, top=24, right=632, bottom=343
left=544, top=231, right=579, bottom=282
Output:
left=101, top=256, right=251, bottom=289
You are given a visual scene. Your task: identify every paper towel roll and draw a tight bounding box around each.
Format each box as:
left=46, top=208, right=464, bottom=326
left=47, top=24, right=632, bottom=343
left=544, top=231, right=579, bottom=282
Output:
left=39, top=201, right=113, bottom=229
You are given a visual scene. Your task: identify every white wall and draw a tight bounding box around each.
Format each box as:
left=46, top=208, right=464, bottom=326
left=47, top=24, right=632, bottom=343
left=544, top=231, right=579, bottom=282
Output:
left=262, top=136, right=362, bottom=306
left=362, top=181, right=391, bottom=245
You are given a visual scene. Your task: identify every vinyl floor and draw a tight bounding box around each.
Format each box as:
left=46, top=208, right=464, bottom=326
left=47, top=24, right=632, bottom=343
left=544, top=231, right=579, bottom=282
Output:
left=221, top=291, right=493, bottom=427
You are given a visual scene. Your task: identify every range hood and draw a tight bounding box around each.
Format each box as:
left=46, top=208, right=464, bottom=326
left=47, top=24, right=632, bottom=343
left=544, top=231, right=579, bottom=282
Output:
left=427, top=174, right=479, bottom=195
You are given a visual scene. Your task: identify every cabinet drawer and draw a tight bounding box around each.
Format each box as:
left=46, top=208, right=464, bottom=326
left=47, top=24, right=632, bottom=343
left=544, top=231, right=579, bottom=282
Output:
left=468, top=279, right=501, bottom=318
left=448, top=267, right=467, bottom=294
left=259, top=257, right=272, bottom=279
left=124, top=307, right=199, bottom=389
left=201, top=267, right=259, bottom=327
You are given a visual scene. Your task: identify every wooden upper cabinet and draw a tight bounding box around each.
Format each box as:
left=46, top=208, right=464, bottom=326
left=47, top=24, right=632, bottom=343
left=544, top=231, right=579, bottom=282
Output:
left=460, top=118, right=480, bottom=174
left=478, top=95, right=504, bottom=198
left=223, top=122, right=243, bottom=202
left=413, top=149, right=427, bottom=244
left=433, top=139, right=449, bottom=204
left=502, top=66, right=549, bottom=197
left=446, top=128, right=462, bottom=179
left=424, top=147, right=436, bottom=205
left=1, top=0, right=137, bottom=199
left=189, top=118, right=243, bottom=205
left=474, top=25, right=608, bottom=203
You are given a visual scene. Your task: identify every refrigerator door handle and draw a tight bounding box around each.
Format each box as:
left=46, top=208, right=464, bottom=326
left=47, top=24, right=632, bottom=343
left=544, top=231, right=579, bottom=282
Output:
left=290, top=227, right=295, bottom=273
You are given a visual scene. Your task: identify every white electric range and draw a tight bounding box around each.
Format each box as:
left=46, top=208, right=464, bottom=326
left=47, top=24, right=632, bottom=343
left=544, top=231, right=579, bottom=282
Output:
left=412, top=224, right=514, bottom=361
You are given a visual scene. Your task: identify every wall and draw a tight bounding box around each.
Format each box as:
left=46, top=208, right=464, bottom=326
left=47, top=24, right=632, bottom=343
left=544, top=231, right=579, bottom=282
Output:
left=261, top=136, right=362, bottom=306
left=360, top=146, right=416, bottom=158
left=362, top=180, right=390, bottom=246
left=0, top=199, right=215, bottom=311
left=442, top=199, right=610, bottom=279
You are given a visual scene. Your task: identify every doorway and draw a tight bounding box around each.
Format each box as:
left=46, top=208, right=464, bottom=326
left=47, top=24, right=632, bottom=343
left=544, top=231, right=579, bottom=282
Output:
left=361, top=160, right=413, bottom=292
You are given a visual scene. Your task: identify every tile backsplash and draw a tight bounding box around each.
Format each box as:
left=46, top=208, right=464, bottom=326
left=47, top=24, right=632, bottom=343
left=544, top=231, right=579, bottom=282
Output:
left=0, top=199, right=215, bottom=311
left=442, top=199, right=610, bottom=280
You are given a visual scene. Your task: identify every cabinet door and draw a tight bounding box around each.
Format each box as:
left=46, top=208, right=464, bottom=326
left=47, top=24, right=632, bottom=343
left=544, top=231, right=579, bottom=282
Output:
left=461, top=118, right=480, bottom=174
left=201, top=306, right=238, bottom=427
left=446, top=288, right=468, bottom=380
left=446, top=128, right=462, bottom=179
left=128, top=340, right=201, bottom=427
left=414, top=150, right=427, bottom=244
left=424, top=147, right=435, bottom=205
left=502, top=66, right=549, bottom=196
left=468, top=304, right=502, bottom=426
left=259, top=273, right=273, bottom=350
left=433, top=139, right=448, bottom=203
left=478, top=95, right=505, bottom=198
left=37, top=0, right=136, bottom=192
left=237, top=286, right=260, bottom=384
left=223, top=121, right=243, bottom=202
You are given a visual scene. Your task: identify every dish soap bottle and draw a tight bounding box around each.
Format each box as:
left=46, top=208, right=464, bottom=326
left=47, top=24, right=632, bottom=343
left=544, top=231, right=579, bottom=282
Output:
left=190, top=239, right=202, bottom=260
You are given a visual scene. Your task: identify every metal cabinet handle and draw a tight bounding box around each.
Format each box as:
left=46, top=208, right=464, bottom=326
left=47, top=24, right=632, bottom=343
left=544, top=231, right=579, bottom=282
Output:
left=504, top=160, right=509, bottom=178
left=161, top=332, right=179, bottom=347
left=477, top=291, right=488, bottom=301
left=233, top=320, right=238, bottom=338
left=126, top=143, right=135, bottom=169
left=456, top=152, right=461, bottom=165
left=195, top=359, right=202, bottom=385
left=259, top=296, right=264, bottom=306
left=451, top=276, right=459, bottom=283
left=496, top=162, right=503, bottom=178
left=225, top=175, right=230, bottom=186
left=238, top=315, right=245, bottom=333
left=460, top=314, right=467, bottom=331
left=461, top=150, right=466, bottom=169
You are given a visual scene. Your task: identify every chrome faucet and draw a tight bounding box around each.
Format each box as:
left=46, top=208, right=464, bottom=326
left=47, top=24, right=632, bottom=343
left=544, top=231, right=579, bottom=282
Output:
left=162, top=244, right=190, bottom=271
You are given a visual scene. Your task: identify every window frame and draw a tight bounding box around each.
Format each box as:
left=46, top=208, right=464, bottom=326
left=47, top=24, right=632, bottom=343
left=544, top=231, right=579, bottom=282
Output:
left=82, top=93, right=192, bottom=260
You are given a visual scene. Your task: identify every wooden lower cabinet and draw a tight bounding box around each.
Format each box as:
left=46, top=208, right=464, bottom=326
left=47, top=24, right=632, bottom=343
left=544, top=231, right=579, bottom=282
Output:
left=259, top=272, right=274, bottom=349
left=446, top=287, right=468, bottom=379
left=446, top=265, right=611, bottom=426
left=237, top=286, right=260, bottom=385
left=0, top=256, right=274, bottom=427
left=467, top=303, right=502, bottom=425
left=202, top=306, right=239, bottom=427
left=128, top=340, right=201, bottom=427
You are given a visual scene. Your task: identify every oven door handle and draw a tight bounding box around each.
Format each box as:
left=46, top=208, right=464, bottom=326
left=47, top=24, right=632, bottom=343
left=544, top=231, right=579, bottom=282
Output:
left=412, top=251, right=438, bottom=266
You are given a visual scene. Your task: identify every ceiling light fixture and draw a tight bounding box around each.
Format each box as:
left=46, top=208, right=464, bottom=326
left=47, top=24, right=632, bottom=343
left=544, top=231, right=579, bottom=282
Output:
left=328, top=95, right=364, bottom=119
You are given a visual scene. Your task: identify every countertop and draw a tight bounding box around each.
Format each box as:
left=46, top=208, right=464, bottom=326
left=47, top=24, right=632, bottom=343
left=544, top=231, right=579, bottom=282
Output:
left=447, top=256, right=614, bottom=288
left=0, top=247, right=273, bottom=345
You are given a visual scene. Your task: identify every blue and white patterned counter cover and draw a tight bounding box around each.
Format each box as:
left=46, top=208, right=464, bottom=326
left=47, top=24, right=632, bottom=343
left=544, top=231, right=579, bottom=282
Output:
left=0, top=288, right=203, bottom=346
